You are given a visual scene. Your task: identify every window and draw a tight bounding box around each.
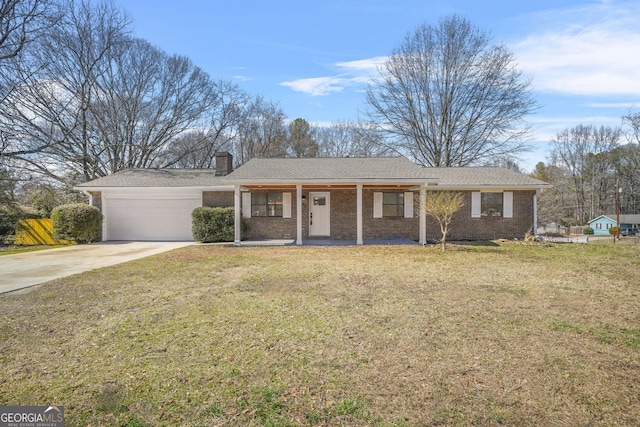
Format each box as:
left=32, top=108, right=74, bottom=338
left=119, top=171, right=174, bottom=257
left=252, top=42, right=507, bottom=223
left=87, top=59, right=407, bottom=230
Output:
left=471, top=191, right=513, bottom=218
left=383, top=192, right=404, bottom=217
left=251, top=192, right=283, bottom=217
left=481, top=192, right=503, bottom=217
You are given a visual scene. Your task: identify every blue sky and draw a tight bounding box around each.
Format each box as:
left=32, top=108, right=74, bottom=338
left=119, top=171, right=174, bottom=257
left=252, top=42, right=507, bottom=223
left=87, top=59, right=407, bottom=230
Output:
left=117, top=0, right=640, bottom=172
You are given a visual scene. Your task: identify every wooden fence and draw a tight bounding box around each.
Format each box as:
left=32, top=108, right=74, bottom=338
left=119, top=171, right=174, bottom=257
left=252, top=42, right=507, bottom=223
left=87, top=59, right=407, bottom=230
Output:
left=14, top=219, right=72, bottom=245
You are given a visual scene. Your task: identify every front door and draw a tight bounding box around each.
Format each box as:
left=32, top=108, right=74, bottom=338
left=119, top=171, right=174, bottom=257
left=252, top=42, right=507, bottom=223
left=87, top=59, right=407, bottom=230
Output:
left=309, top=192, right=330, bottom=236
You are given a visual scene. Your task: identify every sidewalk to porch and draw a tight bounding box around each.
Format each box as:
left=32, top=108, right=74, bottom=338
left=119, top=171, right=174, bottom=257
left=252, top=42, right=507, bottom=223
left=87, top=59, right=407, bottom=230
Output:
left=233, top=238, right=418, bottom=246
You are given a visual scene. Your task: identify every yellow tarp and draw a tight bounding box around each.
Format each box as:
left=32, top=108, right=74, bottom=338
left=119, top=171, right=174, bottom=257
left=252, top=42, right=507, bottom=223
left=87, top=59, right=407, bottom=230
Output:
left=14, top=219, right=73, bottom=245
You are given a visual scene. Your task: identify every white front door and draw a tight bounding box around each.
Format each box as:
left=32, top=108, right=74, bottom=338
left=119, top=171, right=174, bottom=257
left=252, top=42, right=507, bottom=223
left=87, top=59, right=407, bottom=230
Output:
left=309, top=192, right=330, bottom=236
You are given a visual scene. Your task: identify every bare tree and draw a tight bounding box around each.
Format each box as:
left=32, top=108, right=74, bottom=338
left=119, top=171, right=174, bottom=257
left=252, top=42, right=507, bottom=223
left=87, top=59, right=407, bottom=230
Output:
left=531, top=161, right=575, bottom=225
left=550, top=124, right=620, bottom=223
left=366, top=15, right=537, bottom=167
left=316, top=120, right=388, bottom=158
left=89, top=37, right=216, bottom=174
left=0, top=1, right=227, bottom=181
left=0, top=0, right=57, bottom=61
left=623, top=109, right=640, bottom=145
left=0, top=0, right=131, bottom=181
left=422, top=190, right=464, bottom=251
left=235, top=95, right=287, bottom=163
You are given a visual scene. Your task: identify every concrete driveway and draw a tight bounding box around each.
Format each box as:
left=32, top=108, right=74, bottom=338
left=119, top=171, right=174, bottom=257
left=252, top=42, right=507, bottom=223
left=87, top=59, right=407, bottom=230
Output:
left=0, top=241, right=193, bottom=294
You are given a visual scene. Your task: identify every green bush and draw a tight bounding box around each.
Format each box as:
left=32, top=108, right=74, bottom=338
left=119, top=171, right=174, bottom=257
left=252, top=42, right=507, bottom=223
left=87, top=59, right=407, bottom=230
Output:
left=51, top=203, right=102, bottom=243
left=0, top=207, right=20, bottom=240
left=192, top=207, right=246, bottom=243
left=583, top=226, right=594, bottom=235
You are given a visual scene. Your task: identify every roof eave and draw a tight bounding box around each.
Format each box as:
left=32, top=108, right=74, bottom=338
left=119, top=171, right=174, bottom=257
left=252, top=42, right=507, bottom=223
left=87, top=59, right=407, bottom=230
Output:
left=224, top=178, right=440, bottom=185
left=74, top=185, right=236, bottom=192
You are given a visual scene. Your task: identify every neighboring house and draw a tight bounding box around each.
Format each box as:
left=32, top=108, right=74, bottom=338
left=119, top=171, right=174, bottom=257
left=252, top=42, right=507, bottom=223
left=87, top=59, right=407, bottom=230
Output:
left=588, top=214, right=640, bottom=236
left=76, top=153, right=551, bottom=244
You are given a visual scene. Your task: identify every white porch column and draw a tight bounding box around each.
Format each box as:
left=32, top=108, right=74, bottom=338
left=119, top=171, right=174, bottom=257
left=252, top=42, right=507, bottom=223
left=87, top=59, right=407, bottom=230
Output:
left=234, top=185, right=241, bottom=245
left=357, top=184, right=363, bottom=245
left=296, top=184, right=303, bottom=245
left=419, top=184, right=427, bottom=245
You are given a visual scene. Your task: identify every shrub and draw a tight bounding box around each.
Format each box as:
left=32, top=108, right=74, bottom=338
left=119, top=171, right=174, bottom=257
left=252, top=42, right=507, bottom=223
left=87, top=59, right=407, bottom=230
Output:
left=583, top=226, right=594, bottom=235
left=51, top=203, right=102, bottom=243
left=0, top=207, right=20, bottom=241
left=192, top=207, right=246, bottom=243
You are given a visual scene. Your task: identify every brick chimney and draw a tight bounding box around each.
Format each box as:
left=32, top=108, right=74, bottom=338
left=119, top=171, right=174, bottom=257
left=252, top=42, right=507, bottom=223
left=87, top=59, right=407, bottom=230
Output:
left=215, top=152, right=233, bottom=176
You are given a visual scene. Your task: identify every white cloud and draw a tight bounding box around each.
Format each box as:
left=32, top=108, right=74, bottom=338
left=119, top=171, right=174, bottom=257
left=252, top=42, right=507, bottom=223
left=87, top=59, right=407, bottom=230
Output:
left=512, top=1, right=640, bottom=96
left=280, top=76, right=346, bottom=96
left=280, top=56, right=387, bottom=96
left=335, top=56, right=387, bottom=71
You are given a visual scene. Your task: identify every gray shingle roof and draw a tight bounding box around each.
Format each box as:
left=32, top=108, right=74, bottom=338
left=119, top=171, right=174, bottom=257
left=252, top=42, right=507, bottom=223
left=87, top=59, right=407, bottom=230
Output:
left=592, top=214, right=640, bottom=224
left=227, top=157, right=550, bottom=188
left=76, top=168, right=226, bottom=188
left=226, top=157, right=434, bottom=181
left=427, top=167, right=550, bottom=188
left=75, top=158, right=550, bottom=189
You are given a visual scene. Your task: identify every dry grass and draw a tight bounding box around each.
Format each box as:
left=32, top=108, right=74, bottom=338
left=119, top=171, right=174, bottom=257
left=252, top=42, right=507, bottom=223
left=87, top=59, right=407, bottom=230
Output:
left=1, top=241, right=639, bottom=426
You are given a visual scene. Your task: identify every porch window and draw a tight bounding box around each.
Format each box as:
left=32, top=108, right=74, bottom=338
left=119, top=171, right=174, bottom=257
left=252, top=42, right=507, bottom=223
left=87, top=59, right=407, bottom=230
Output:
left=373, top=192, right=414, bottom=218
left=251, top=192, right=283, bottom=217
left=383, top=192, right=404, bottom=217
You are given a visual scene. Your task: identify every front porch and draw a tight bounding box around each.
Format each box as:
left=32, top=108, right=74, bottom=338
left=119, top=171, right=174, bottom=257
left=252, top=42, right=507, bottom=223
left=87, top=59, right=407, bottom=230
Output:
left=233, top=183, right=430, bottom=246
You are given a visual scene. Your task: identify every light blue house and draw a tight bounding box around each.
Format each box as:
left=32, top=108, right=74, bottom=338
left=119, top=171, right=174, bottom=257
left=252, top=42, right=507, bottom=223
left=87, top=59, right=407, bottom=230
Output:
left=588, top=214, right=640, bottom=236
left=588, top=215, right=617, bottom=236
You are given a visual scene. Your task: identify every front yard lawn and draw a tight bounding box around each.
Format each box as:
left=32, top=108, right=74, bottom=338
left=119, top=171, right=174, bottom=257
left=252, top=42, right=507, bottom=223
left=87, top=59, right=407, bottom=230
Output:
left=1, top=243, right=639, bottom=426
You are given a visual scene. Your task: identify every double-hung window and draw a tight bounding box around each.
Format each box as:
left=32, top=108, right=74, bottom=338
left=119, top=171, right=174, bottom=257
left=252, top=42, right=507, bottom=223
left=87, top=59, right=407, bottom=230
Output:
left=383, top=192, right=404, bottom=217
left=481, top=192, right=503, bottom=217
left=373, top=192, right=414, bottom=218
left=251, top=192, right=283, bottom=217
left=471, top=191, right=513, bottom=218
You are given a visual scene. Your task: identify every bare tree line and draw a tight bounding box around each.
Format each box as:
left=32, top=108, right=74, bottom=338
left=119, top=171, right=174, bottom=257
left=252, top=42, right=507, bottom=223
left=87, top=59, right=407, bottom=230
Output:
left=534, top=117, right=640, bottom=225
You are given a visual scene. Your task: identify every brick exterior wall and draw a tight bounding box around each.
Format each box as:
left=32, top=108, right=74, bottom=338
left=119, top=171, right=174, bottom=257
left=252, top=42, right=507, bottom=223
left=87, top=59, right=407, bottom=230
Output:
left=363, top=189, right=419, bottom=240
left=244, top=190, right=297, bottom=239
left=202, top=191, right=234, bottom=208
left=427, top=190, right=536, bottom=241
left=243, top=189, right=537, bottom=242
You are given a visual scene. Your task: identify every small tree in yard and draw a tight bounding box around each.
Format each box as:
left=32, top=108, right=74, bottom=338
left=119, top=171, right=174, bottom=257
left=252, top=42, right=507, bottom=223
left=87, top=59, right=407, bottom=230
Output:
left=423, top=191, right=464, bottom=251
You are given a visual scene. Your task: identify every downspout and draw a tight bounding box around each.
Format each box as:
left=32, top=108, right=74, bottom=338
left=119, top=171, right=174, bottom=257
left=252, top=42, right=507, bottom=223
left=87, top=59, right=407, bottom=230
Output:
left=533, top=190, right=539, bottom=237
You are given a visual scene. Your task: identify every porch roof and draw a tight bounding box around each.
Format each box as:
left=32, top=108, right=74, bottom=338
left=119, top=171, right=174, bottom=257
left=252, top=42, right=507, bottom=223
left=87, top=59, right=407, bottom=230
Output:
left=225, top=157, right=551, bottom=189
left=225, top=157, right=437, bottom=184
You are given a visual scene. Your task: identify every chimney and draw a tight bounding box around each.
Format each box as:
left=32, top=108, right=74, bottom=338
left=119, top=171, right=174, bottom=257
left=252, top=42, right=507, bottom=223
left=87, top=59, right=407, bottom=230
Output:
left=215, top=152, right=233, bottom=176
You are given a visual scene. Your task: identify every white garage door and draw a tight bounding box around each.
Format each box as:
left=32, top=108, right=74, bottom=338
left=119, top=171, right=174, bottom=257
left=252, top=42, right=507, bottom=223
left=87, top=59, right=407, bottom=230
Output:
left=105, top=197, right=201, bottom=241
